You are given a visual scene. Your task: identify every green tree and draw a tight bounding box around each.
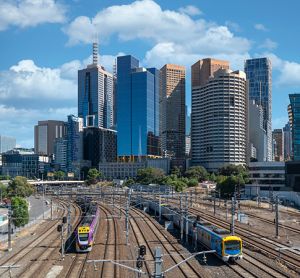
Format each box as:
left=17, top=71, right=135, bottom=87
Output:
left=86, top=168, right=101, bottom=185
left=54, top=171, right=65, bottom=180
left=0, top=183, right=8, bottom=201
left=187, top=178, right=198, bottom=187
left=136, top=168, right=165, bottom=185
left=7, top=176, right=34, bottom=197
left=11, top=197, right=29, bottom=227
left=218, top=164, right=247, bottom=177
left=124, top=178, right=135, bottom=187
left=0, top=175, right=10, bottom=180
left=209, top=173, right=217, bottom=182
left=185, top=166, right=208, bottom=182
left=216, top=175, right=238, bottom=198
left=170, top=166, right=181, bottom=177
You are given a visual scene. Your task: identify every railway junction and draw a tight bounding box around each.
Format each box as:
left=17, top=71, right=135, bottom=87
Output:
left=0, top=184, right=299, bottom=278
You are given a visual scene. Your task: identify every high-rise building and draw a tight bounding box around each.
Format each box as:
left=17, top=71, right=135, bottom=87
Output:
left=160, top=64, right=185, bottom=159
left=272, top=129, right=284, bottom=161
left=289, top=94, right=300, bottom=161
left=249, top=101, right=267, bottom=162
left=116, top=55, right=160, bottom=157
left=191, top=58, right=229, bottom=87
left=34, top=120, right=66, bottom=156
left=66, top=115, right=83, bottom=172
left=0, top=135, right=16, bottom=153
left=245, top=58, right=272, bottom=161
left=83, top=127, right=117, bottom=168
left=78, top=43, right=114, bottom=129
left=283, top=122, right=292, bottom=161
left=54, top=137, right=68, bottom=171
left=185, top=106, right=191, bottom=136
left=191, top=67, right=248, bottom=172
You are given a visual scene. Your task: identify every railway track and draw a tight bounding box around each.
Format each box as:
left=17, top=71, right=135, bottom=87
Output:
left=0, top=198, right=81, bottom=277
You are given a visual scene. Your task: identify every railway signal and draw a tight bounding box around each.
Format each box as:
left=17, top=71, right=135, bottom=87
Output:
left=139, top=245, right=146, bottom=256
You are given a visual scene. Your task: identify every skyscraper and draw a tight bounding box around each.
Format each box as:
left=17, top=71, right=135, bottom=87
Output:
left=66, top=115, right=83, bottom=172
left=289, top=94, right=300, bottom=161
left=0, top=135, right=16, bottom=153
left=191, top=58, right=229, bottom=87
left=245, top=58, right=272, bottom=161
left=283, top=122, right=292, bottom=160
left=34, top=120, right=66, bottom=156
left=160, top=64, right=185, bottom=159
left=78, top=43, right=114, bottom=129
left=249, top=101, right=267, bottom=162
left=191, top=66, right=248, bottom=172
left=272, top=129, right=284, bottom=161
left=116, top=55, right=160, bottom=157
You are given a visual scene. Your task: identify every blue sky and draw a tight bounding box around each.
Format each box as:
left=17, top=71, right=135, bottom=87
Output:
left=1, top=0, right=300, bottom=147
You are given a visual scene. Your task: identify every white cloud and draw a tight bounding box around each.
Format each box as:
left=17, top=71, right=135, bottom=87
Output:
left=178, top=5, right=202, bottom=16
left=0, top=105, right=76, bottom=147
left=254, top=23, right=268, bottom=32
left=259, top=38, right=277, bottom=50
left=0, top=0, right=67, bottom=31
left=260, top=53, right=300, bottom=87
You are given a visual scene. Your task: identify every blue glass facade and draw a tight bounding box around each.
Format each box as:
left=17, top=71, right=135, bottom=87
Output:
left=245, top=58, right=272, bottom=161
left=116, top=55, right=160, bottom=156
left=289, top=94, right=300, bottom=161
left=78, top=65, right=113, bottom=129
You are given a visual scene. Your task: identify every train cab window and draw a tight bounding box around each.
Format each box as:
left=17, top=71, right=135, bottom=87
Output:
left=79, top=233, right=89, bottom=241
left=225, top=240, right=240, bottom=250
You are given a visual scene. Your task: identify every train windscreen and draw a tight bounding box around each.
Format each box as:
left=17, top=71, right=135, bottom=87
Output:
left=225, top=240, right=240, bottom=250
left=79, top=233, right=89, bottom=241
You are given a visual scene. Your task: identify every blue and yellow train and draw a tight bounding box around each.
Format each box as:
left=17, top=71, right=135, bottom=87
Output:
left=148, top=202, right=243, bottom=262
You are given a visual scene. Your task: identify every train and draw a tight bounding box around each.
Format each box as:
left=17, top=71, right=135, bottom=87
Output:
left=75, top=200, right=100, bottom=252
left=147, top=201, right=243, bottom=262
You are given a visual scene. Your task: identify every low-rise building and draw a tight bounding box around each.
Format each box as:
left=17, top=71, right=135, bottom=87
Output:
left=245, top=161, right=287, bottom=196
left=99, top=158, right=170, bottom=180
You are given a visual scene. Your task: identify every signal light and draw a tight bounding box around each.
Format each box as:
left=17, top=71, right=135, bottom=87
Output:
left=139, top=245, right=146, bottom=256
left=62, top=216, right=67, bottom=224
left=57, top=224, right=62, bottom=232
left=136, top=256, right=143, bottom=269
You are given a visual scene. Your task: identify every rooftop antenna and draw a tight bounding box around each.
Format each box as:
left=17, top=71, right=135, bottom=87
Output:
left=92, top=32, right=99, bottom=65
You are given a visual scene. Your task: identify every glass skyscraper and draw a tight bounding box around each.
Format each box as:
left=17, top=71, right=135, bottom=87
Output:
left=245, top=58, right=272, bottom=161
left=0, top=135, right=16, bottom=153
left=116, top=55, right=160, bottom=157
left=289, top=94, right=300, bottom=161
left=78, top=44, right=113, bottom=129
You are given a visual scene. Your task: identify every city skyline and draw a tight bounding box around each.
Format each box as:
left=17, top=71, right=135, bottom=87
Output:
left=1, top=0, right=300, bottom=147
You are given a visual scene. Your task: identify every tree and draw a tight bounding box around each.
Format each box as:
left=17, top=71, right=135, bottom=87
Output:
left=136, top=168, right=165, bottom=185
left=216, top=175, right=237, bottom=198
left=11, top=197, right=29, bottom=227
left=187, top=178, right=198, bottom=187
left=185, top=166, right=208, bottom=182
left=0, top=183, right=8, bottom=201
left=218, top=164, right=247, bottom=177
left=209, top=173, right=217, bottom=182
left=86, top=168, right=101, bottom=185
left=170, top=166, right=181, bottom=177
left=123, top=178, right=135, bottom=187
left=54, top=171, right=65, bottom=180
left=7, top=176, right=34, bottom=197
left=0, top=175, right=10, bottom=180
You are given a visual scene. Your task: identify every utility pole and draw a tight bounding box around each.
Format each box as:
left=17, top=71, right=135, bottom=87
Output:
left=213, top=192, right=216, bottom=216
left=154, top=247, right=162, bottom=278
left=231, top=194, right=236, bottom=235
left=125, top=190, right=131, bottom=245
left=42, top=184, right=45, bottom=220
left=180, top=194, right=183, bottom=241
left=67, top=204, right=71, bottom=235
left=7, top=205, right=12, bottom=251
left=50, top=198, right=53, bottom=220
left=275, top=195, right=279, bottom=238
left=225, top=200, right=228, bottom=221
left=159, top=194, right=161, bottom=222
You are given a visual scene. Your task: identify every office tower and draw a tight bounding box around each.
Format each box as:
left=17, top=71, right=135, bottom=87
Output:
left=289, top=94, right=300, bottom=161
left=54, top=137, right=68, bottom=171
left=160, top=64, right=185, bottom=159
left=116, top=55, right=160, bottom=157
left=191, top=67, right=248, bottom=172
left=83, top=127, right=117, bottom=168
left=66, top=115, right=83, bottom=172
left=272, top=129, right=284, bottom=161
left=249, top=101, right=267, bottom=162
left=0, top=135, right=16, bottom=153
left=283, top=122, right=292, bottom=160
left=191, top=58, right=229, bottom=87
left=78, top=43, right=114, bottom=128
left=34, top=120, right=66, bottom=156
left=185, top=106, right=191, bottom=136
left=245, top=58, right=272, bottom=161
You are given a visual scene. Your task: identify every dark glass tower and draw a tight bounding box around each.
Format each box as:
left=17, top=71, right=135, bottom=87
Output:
left=116, top=55, right=160, bottom=157
left=289, top=94, right=300, bottom=161
left=245, top=58, right=272, bottom=161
